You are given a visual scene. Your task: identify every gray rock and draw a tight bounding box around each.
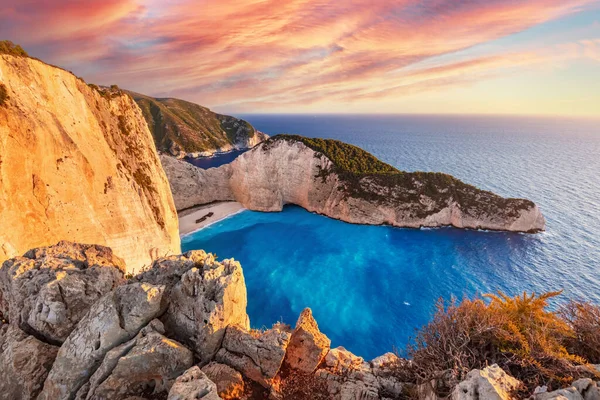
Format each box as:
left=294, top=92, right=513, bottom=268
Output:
left=168, top=366, right=221, bottom=400
left=452, top=364, right=520, bottom=400
left=202, top=362, right=244, bottom=399
left=0, top=241, right=124, bottom=344
left=38, top=282, right=165, bottom=400
left=216, top=324, right=291, bottom=388
left=76, top=319, right=193, bottom=400
left=138, top=251, right=249, bottom=364
left=0, top=324, right=58, bottom=400
left=535, top=379, right=600, bottom=400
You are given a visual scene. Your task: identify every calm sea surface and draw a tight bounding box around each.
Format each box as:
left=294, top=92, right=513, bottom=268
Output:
left=182, top=114, right=600, bottom=360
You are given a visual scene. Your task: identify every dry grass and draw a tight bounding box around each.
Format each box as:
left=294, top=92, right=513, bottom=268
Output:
left=560, top=300, right=600, bottom=363
left=402, top=291, right=598, bottom=396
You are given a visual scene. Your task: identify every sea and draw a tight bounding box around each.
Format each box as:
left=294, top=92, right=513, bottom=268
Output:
left=181, top=114, right=600, bottom=360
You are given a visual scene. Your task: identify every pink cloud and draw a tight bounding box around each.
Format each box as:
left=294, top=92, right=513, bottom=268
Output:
left=0, top=0, right=597, bottom=111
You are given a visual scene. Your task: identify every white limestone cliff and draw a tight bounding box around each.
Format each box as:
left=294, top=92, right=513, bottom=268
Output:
left=0, top=54, right=180, bottom=272
left=161, top=137, right=545, bottom=232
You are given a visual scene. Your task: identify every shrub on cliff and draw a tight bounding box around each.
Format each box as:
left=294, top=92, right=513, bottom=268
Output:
left=0, top=40, right=29, bottom=57
left=403, top=291, right=598, bottom=396
left=560, top=300, right=600, bottom=363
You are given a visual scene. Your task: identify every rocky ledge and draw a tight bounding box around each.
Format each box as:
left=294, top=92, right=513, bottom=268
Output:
left=162, top=135, right=545, bottom=233
left=1, top=242, right=594, bottom=400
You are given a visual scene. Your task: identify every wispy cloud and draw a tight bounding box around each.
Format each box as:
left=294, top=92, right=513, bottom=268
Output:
left=1, top=0, right=598, bottom=114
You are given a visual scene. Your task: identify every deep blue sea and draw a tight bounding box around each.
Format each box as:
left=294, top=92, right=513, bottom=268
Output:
left=182, top=114, right=600, bottom=360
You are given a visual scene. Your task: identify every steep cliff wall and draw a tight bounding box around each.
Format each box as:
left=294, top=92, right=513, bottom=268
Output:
left=129, top=91, right=268, bottom=158
left=163, top=136, right=545, bottom=232
left=0, top=54, right=180, bottom=272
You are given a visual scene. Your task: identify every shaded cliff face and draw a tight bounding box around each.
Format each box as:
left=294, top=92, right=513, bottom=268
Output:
left=0, top=54, right=180, bottom=272
left=129, top=91, right=268, bottom=157
left=163, top=136, right=545, bottom=232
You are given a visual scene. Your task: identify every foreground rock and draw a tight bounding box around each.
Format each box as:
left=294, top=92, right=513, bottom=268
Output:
left=0, top=324, right=58, bottom=400
left=534, top=378, right=600, bottom=400
left=39, top=283, right=165, bottom=399
left=137, top=250, right=249, bottom=364
left=284, top=308, right=331, bottom=374
left=168, top=366, right=221, bottom=400
left=0, top=242, right=124, bottom=344
left=202, top=362, right=245, bottom=399
left=216, top=324, right=291, bottom=388
left=76, top=320, right=193, bottom=400
left=0, top=53, right=180, bottom=272
left=161, top=136, right=545, bottom=233
left=451, top=364, right=520, bottom=400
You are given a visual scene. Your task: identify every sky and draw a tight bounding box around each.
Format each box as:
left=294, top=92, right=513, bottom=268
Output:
left=1, top=0, right=600, bottom=116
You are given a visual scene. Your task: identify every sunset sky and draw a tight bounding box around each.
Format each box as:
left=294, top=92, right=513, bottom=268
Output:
left=2, top=0, right=600, bottom=116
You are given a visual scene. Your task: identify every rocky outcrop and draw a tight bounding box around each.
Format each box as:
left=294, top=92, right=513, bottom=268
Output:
left=451, top=364, right=521, bottom=400
left=162, top=136, right=545, bottom=233
left=39, top=282, right=165, bottom=399
left=202, top=362, right=245, bottom=399
left=534, top=379, right=600, bottom=400
left=168, top=366, right=221, bottom=400
left=216, top=324, right=291, bottom=388
left=75, top=319, right=193, bottom=400
left=0, top=242, right=125, bottom=344
left=285, top=308, right=331, bottom=374
left=0, top=324, right=58, bottom=400
left=136, top=250, right=249, bottom=364
left=0, top=54, right=180, bottom=273
left=130, top=91, right=268, bottom=158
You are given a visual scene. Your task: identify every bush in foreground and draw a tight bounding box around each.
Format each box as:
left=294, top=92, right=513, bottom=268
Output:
left=560, top=300, right=600, bottom=364
left=401, top=291, right=600, bottom=396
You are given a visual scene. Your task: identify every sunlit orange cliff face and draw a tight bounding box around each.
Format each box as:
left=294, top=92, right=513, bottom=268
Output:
left=1, top=0, right=599, bottom=116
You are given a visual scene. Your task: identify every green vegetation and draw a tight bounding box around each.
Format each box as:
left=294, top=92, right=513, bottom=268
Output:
left=399, top=291, right=600, bottom=396
left=0, top=40, right=29, bottom=57
left=267, top=135, right=534, bottom=220
left=271, top=134, right=399, bottom=175
left=127, top=91, right=259, bottom=154
left=0, top=83, right=8, bottom=107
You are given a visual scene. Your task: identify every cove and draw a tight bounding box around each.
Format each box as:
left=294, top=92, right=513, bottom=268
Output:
left=182, top=204, right=543, bottom=360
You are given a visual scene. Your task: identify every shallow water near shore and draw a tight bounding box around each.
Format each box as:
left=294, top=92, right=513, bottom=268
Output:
left=182, top=114, right=600, bottom=360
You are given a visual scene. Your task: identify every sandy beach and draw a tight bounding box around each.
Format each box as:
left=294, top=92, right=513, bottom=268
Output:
left=179, top=201, right=245, bottom=236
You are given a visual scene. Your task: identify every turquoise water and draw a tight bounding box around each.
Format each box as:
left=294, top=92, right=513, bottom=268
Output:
left=182, top=115, right=600, bottom=360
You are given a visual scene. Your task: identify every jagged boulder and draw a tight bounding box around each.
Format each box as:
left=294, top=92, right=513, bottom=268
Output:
left=0, top=324, right=58, bottom=400
left=452, top=364, right=520, bottom=400
left=137, top=251, right=249, bottom=364
left=284, top=308, right=331, bottom=373
left=202, top=362, right=245, bottom=399
left=38, top=282, right=165, bottom=400
left=370, top=353, right=405, bottom=398
left=311, top=347, right=406, bottom=400
left=316, top=347, right=380, bottom=400
left=216, top=324, right=291, bottom=388
left=168, top=366, right=221, bottom=400
left=0, top=241, right=125, bottom=344
left=75, top=319, right=193, bottom=400
left=534, top=379, right=600, bottom=400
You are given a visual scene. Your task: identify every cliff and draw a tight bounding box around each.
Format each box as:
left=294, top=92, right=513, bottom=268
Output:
left=162, top=135, right=545, bottom=232
left=128, top=91, right=268, bottom=158
left=1, top=242, right=597, bottom=400
left=0, top=52, right=180, bottom=273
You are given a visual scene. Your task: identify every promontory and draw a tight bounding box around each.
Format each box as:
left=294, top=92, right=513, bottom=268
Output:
left=162, top=135, right=545, bottom=233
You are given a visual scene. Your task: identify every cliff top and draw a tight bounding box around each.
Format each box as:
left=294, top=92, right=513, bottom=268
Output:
left=266, top=134, right=537, bottom=220
left=127, top=91, right=259, bottom=155
left=0, top=41, right=29, bottom=57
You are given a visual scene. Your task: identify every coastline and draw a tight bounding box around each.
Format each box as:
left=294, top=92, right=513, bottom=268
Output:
left=178, top=201, right=246, bottom=236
